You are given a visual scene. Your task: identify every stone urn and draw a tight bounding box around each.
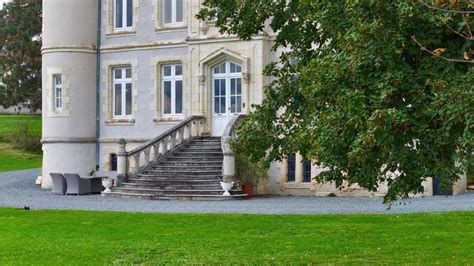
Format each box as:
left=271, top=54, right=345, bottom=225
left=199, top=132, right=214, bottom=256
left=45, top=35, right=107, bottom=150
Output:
left=102, top=178, right=113, bottom=194
left=220, top=181, right=234, bottom=196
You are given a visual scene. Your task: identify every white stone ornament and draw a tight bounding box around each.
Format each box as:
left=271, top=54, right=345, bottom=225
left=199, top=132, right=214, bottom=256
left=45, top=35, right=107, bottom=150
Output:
left=220, top=181, right=234, bottom=196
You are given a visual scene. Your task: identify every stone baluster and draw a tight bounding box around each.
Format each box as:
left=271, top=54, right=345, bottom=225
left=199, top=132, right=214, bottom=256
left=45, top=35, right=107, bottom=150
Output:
left=170, top=132, right=177, bottom=150
left=144, top=147, right=150, bottom=164
left=116, top=138, right=127, bottom=187
left=178, top=128, right=184, bottom=144
left=162, top=138, right=168, bottom=154
left=153, top=143, right=160, bottom=161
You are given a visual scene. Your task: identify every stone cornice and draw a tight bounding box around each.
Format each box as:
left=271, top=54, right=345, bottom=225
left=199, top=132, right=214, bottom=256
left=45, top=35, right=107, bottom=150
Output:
left=41, top=137, right=97, bottom=144
left=100, top=41, right=187, bottom=53
left=41, top=45, right=97, bottom=54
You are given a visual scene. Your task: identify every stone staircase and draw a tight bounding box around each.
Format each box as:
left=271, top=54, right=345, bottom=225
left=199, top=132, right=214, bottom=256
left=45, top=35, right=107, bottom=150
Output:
left=107, top=137, right=246, bottom=200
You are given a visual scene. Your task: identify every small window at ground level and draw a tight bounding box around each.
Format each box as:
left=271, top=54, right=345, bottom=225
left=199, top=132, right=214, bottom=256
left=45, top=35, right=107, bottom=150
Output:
left=287, top=153, right=296, bottom=182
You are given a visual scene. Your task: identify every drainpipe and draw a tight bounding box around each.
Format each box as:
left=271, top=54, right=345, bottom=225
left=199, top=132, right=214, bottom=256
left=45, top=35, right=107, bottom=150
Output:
left=95, top=0, right=102, bottom=170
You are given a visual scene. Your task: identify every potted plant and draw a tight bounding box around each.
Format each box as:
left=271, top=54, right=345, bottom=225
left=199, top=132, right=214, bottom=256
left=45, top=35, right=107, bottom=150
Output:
left=234, top=151, right=268, bottom=196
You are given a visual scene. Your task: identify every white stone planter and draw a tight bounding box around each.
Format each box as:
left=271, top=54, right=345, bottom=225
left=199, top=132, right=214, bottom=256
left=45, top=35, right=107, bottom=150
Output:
left=220, top=181, right=234, bottom=196
left=102, top=178, right=113, bottom=194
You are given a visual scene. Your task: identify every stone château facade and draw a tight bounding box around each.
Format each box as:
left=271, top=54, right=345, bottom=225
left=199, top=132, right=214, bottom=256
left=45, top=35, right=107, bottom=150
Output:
left=41, top=0, right=466, bottom=197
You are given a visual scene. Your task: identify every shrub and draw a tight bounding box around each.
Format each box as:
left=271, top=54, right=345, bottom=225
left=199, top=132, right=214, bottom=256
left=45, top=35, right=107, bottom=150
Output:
left=6, top=122, right=41, bottom=153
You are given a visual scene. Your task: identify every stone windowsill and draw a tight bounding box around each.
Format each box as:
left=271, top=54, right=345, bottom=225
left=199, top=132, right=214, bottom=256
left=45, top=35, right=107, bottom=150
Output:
left=282, top=182, right=313, bottom=189
left=155, top=25, right=187, bottom=33
left=105, top=30, right=137, bottom=38
left=105, top=118, right=135, bottom=126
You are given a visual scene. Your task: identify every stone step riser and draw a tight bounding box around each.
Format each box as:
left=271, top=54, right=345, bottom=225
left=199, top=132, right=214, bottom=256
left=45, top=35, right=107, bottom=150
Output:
left=156, top=162, right=223, bottom=166
left=129, top=179, right=220, bottom=184
left=123, top=184, right=223, bottom=190
left=114, top=188, right=228, bottom=196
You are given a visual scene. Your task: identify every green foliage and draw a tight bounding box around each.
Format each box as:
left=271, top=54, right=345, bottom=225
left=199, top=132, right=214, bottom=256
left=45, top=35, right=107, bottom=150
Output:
left=233, top=142, right=268, bottom=185
left=6, top=122, right=41, bottom=152
left=0, top=0, right=42, bottom=111
left=1, top=208, right=474, bottom=264
left=198, top=1, right=474, bottom=202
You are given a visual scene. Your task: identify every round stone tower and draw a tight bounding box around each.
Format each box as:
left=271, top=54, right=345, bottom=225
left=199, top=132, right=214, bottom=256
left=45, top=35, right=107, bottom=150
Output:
left=41, top=0, right=98, bottom=188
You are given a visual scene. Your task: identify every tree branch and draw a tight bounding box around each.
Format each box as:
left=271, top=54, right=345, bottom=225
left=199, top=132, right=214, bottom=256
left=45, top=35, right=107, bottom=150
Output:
left=417, top=0, right=474, bottom=14
left=411, top=35, right=474, bottom=63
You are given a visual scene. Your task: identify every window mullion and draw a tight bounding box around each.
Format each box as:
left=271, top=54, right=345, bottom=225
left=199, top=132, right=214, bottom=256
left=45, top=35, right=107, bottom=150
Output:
left=172, top=0, right=176, bottom=24
left=123, top=0, right=127, bottom=28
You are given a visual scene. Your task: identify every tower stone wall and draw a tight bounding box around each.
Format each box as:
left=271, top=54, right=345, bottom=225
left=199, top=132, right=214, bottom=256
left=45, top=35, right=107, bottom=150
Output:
left=41, top=0, right=98, bottom=188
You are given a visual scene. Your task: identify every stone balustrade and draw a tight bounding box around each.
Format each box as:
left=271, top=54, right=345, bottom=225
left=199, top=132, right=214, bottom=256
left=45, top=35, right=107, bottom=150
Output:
left=221, top=115, right=245, bottom=182
left=116, top=115, right=207, bottom=185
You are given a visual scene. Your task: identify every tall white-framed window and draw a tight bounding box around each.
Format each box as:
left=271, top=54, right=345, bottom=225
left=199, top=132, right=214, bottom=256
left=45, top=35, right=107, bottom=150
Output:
left=162, top=64, right=183, bottom=116
left=163, top=0, right=183, bottom=25
left=112, top=67, right=133, bottom=118
left=114, top=0, right=133, bottom=30
left=52, top=74, right=62, bottom=111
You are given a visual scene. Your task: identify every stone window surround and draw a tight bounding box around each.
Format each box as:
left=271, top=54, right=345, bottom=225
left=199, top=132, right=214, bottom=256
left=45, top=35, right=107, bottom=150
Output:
left=150, top=55, right=188, bottom=123
left=104, top=0, right=139, bottom=37
left=153, top=0, right=188, bottom=32
left=46, top=67, right=71, bottom=118
left=102, top=59, right=139, bottom=125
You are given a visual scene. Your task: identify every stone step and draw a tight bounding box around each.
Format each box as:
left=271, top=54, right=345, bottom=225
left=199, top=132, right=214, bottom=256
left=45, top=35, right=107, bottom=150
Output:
left=180, top=147, right=222, bottom=152
left=142, top=169, right=222, bottom=175
left=165, top=156, right=223, bottom=161
left=103, top=191, right=248, bottom=201
left=151, top=165, right=222, bottom=170
left=129, top=177, right=220, bottom=183
left=114, top=187, right=228, bottom=195
left=156, top=160, right=223, bottom=166
left=123, top=182, right=222, bottom=189
left=135, top=173, right=221, bottom=179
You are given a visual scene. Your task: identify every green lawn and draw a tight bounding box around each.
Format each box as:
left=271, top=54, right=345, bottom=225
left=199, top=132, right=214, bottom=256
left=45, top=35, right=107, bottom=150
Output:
left=0, top=142, right=42, bottom=172
left=0, top=114, right=42, bottom=172
left=0, top=208, right=473, bottom=264
left=0, top=114, right=41, bottom=140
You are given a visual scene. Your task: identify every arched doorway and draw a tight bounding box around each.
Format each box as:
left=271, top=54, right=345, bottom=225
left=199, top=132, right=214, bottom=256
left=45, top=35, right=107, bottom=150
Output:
left=211, top=60, right=243, bottom=136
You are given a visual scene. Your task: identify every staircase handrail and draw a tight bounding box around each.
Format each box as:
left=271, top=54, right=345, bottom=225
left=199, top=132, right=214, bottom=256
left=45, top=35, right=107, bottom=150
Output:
left=116, top=115, right=207, bottom=183
left=127, top=115, right=206, bottom=157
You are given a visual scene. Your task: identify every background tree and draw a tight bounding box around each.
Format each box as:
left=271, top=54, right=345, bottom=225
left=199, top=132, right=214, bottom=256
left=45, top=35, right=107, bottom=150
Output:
left=198, top=0, right=473, bottom=202
left=0, top=0, right=42, bottom=111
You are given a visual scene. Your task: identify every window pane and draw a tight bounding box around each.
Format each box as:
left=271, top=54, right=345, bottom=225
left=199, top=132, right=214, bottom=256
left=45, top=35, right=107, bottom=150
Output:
left=237, top=78, right=241, bottom=94
left=126, top=0, right=133, bottom=27
left=175, top=65, right=182, bottom=76
left=214, top=79, right=219, bottom=96
left=114, top=84, right=122, bottom=116
left=220, top=79, right=225, bottom=95
left=220, top=96, right=226, bottom=114
left=163, top=81, right=171, bottom=114
left=125, top=68, right=132, bottom=79
left=115, top=0, right=123, bottom=28
left=125, top=83, right=132, bottom=115
left=230, top=79, right=235, bottom=95
left=176, top=0, right=183, bottom=22
left=230, top=63, right=236, bottom=73
left=213, top=66, right=220, bottom=74
left=175, top=80, right=182, bottom=114
left=220, top=63, right=225, bottom=73
left=236, top=65, right=241, bottom=73
left=287, top=154, right=296, bottom=182
left=114, top=68, right=122, bottom=79
left=236, top=96, right=241, bottom=113
left=231, top=96, right=236, bottom=113
left=163, top=66, right=171, bottom=76
left=214, top=97, right=219, bottom=114
left=303, top=159, right=311, bottom=183
left=164, top=0, right=172, bottom=24
left=54, top=75, right=61, bottom=85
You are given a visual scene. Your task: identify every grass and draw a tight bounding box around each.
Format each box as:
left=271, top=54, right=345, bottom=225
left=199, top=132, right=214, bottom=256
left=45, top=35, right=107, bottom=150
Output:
left=0, top=114, right=42, bottom=172
left=0, top=142, right=42, bottom=172
left=0, top=208, right=473, bottom=264
left=0, top=114, right=41, bottom=140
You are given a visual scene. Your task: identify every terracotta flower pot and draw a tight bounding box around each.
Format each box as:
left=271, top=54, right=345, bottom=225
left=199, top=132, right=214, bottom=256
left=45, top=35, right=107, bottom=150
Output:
left=242, top=183, right=253, bottom=196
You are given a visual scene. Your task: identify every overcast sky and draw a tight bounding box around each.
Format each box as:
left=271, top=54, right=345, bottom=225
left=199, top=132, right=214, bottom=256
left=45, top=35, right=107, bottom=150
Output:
left=0, top=0, right=9, bottom=9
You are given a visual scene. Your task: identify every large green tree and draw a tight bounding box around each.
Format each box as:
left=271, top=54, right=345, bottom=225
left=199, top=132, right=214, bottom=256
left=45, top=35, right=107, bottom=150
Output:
left=0, top=0, right=42, bottom=111
left=198, top=0, right=474, bottom=202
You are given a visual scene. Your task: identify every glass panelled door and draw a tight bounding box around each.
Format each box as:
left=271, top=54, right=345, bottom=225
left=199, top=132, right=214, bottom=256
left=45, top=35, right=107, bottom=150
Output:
left=212, top=61, right=242, bottom=136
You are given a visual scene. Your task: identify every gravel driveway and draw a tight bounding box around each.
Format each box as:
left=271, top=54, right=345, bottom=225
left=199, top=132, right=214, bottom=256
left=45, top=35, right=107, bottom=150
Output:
left=0, top=168, right=473, bottom=214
